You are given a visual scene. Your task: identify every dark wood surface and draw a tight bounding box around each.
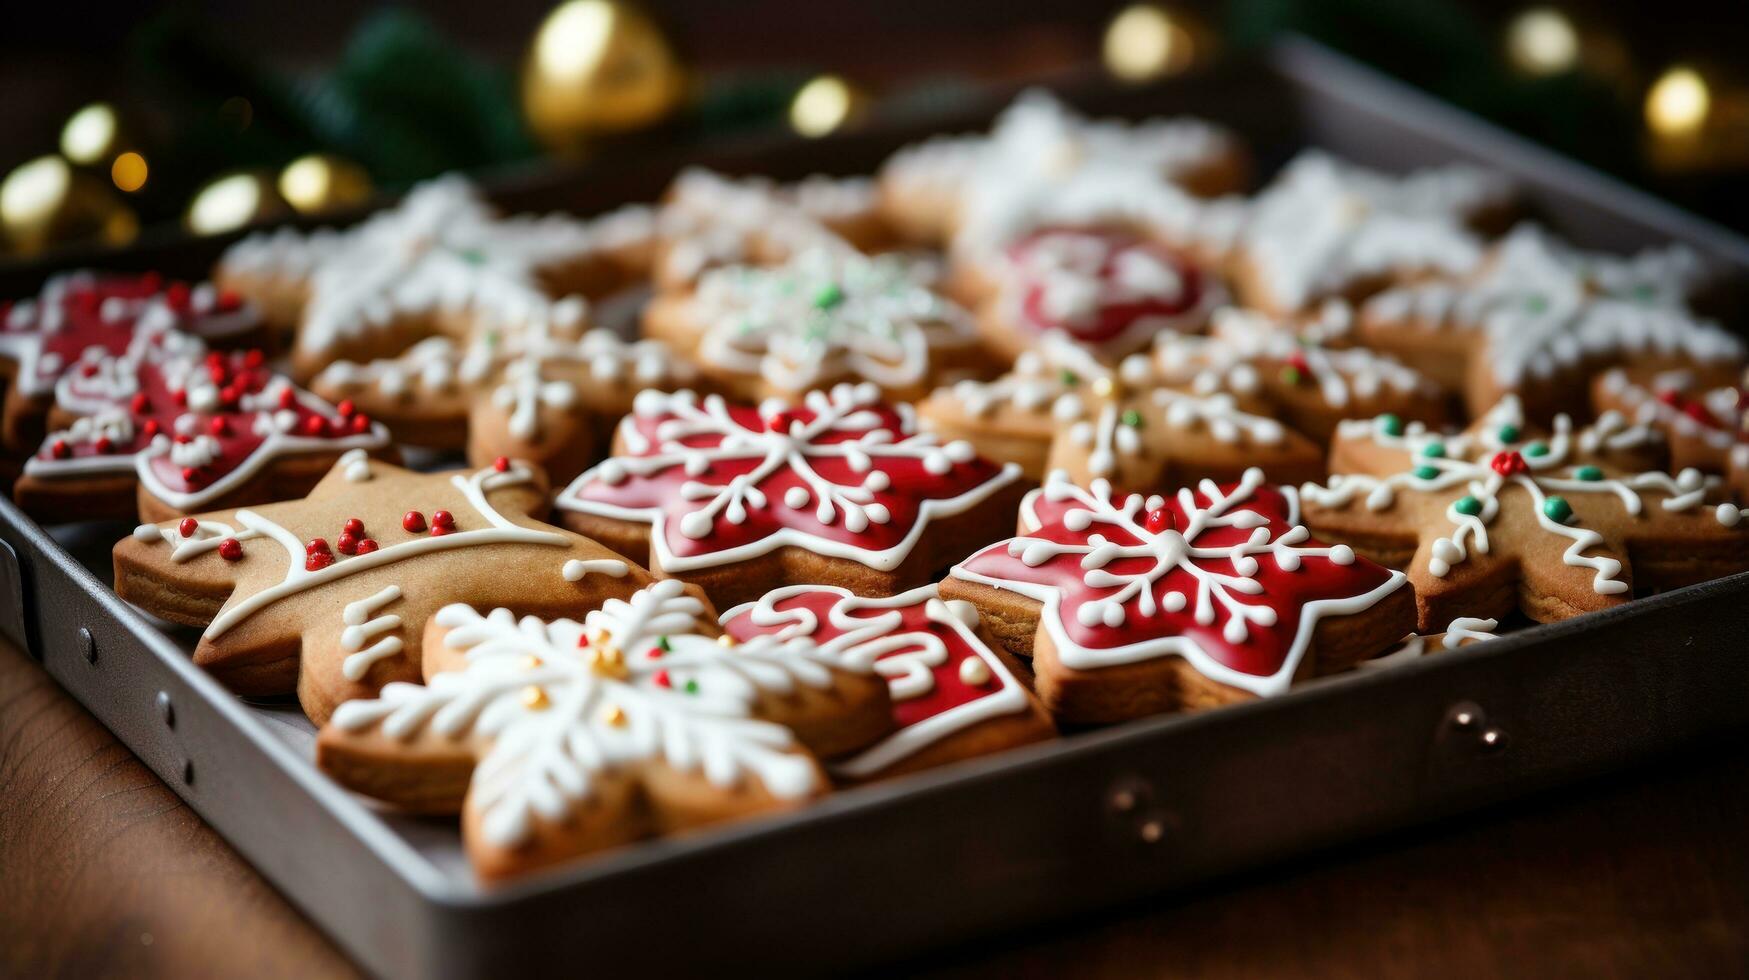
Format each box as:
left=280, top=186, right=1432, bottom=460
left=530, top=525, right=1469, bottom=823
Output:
left=4, top=632, right=1746, bottom=979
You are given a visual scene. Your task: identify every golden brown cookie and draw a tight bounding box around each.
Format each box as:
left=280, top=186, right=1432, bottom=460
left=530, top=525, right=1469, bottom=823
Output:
left=1592, top=365, right=1749, bottom=500
left=317, top=580, right=893, bottom=881
left=940, top=468, right=1414, bottom=724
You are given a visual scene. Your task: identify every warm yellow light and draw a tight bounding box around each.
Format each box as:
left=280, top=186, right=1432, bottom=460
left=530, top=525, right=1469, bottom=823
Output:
left=62, top=103, right=120, bottom=165
left=1646, top=67, right=1711, bottom=137
left=790, top=75, right=855, bottom=138
left=535, top=0, right=616, bottom=82
left=187, top=173, right=263, bottom=235
left=1, top=156, right=71, bottom=230
left=278, top=154, right=371, bottom=214
left=1103, top=4, right=1194, bottom=82
left=1506, top=8, right=1578, bottom=76
left=111, top=152, right=148, bottom=193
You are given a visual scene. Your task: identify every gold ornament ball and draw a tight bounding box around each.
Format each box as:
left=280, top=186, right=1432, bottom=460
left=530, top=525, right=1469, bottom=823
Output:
left=185, top=170, right=291, bottom=236
left=1, top=154, right=138, bottom=257
left=278, top=154, right=374, bottom=215
left=522, top=0, right=687, bottom=150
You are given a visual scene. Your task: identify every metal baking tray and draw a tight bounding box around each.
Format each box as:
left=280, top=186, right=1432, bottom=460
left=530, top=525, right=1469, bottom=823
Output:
left=6, top=38, right=1749, bottom=977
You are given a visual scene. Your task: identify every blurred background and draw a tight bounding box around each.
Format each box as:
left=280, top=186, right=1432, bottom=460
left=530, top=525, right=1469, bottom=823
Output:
left=2, top=0, right=1746, bottom=261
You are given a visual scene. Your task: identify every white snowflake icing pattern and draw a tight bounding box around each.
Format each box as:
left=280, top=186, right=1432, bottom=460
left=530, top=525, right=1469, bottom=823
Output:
left=329, top=580, right=849, bottom=848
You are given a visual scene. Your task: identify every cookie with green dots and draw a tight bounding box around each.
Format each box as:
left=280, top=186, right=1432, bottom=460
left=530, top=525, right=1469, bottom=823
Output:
left=1302, top=395, right=1749, bottom=630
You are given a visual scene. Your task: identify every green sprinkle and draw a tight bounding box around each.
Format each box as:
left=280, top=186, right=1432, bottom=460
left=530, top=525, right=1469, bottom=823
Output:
left=1543, top=496, right=1573, bottom=524
left=1497, top=424, right=1521, bottom=444
left=1414, top=464, right=1440, bottom=480
left=1631, top=284, right=1657, bottom=304
left=1575, top=465, right=1603, bottom=482
left=1524, top=295, right=1548, bottom=314
left=454, top=248, right=487, bottom=266
left=1525, top=441, right=1550, bottom=457
left=812, top=282, right=845, bottom=310
left=1060, top=370, right=1079, bottom=387
left=657, top=636, right=672, bottom=652
left=1121, top=409, right=1143, bottom=428
left=1377, top=413, right=1404, bottom=438
left=1422, top=441, right=1446, bottom=459
left=1280, top=366, right=1303, bottom=386
left=684, top=679, right=699, bottom=695
left=1455, top=495, right=1483, bottom=517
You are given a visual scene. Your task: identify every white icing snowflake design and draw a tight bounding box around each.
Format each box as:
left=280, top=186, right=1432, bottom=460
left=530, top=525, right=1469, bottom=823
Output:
left=330, top=579, right=859, bottom=848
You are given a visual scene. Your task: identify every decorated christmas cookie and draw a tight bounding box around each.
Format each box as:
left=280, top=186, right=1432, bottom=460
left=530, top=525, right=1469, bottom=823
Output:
left=0, top=271, right=265, bottom=452
left=1356, top=224, right=1743, bottom=419
left=1592, top=365, right=1749, bottom=500
left=918, top=334, right=1326, bottom=489
left=1230, top=152, right=1514, bottom=317
left=1300, top=397, right=1749, bottom=630
left=115, top=455, right=686, bottom=724
left=1148, top=304, right=1454, bottom=444
left=316, top=580, right=893, bottom=880
left=642, top=248, right=986, bottom=403
left=877, top=89, right=1247, bottom=248
left=970, top=227, right=1221, bottom=362
left=14, top=327, right=390, bottom=523
left=1362, top=616, right=1499, bottom=669
left=555, top=384, right=1026, bottom=609
left=940, top=468, right=1413, bottom=722
left=721, top=584, right=1054, bottom=781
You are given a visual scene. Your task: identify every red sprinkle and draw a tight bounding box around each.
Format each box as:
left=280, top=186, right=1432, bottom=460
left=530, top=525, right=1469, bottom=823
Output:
left=336, top=532, right=359, bottom=555
left=178, top=517, right=199, bottom=538
left=173, top=388, right=188, bottom=407
left=180, top=466, right=200, bottom=484
left=142, top=419, right=161, bottom=437
left=218, top=538, right=243, bottom=561
left=165, top=282, right=191, bottom=311
left=50, top=439, right=70, bottom=459
left=1683, top=402, right=1717, bottom=426
left=1143, top=507, right=1174, bottom=534
left=653, top=669, right=672, bottom=688
left=429, top=524, right=453, bottom=537
left=209, top=417, right=229, bottom=436
left=302, top=416, right=327, bottom=437
left=305, top=551, right=335, bottom=572
left=1491, top=451, right=1527, bottom=476
left=1657, top=389, right=1683, bottom=407
left=81, top=362, right=99, bottom=377
left=278, top=388, right=297, bottom=410
left=431, top=510, right=455, bottom=529
left=94, top=436, right=113, bottom=454
left=217, top=290, right=243, bottom=313
left=342, top=518, right=365, bottom=537
left=354, top=538, right=379, bottom=554
left=402, top=511, right=426, bottom=533
left=174, top=434, right=192, bottom=444
left=350, top=413, right=371, bottom=434
left=306, top=537, right=331, bottom=556
left=493, top=456, right=510, bottom=472
left=337, top=399, right=356, bottom=418
left=130, top=393, right=150, bottom=414
left=243, top=348, right=265, bottom=368
left=765, top=410, right=794, bottom=433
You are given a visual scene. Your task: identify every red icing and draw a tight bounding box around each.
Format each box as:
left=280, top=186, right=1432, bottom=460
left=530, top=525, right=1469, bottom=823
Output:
left=218, top=538, right=243, bottom=561
left=306, top=538, right=331, bottom=556
left=723, top=588, right=1012, bottom=743
left=565, top=393, right=1012, bottom=565
left=305, top=551, right=335, bottom=572
left=336, top=532, right=360, bottom=555
left=402, top=511, right=426, bottom=533
left=493, top=456, right=510, bottom=473
left=355, top=538, right=379, bottom=554
left=1490, top=451, right=1527, bottom=476
left=1006, top=229, right=1204, bottom=347
left=431, top=510, right=455, bottom=529
left=342, top=517, right=365, bottom=537
left=178, top=517, right=199, bottom=537
left=955, top=480, right=1397, bottom=680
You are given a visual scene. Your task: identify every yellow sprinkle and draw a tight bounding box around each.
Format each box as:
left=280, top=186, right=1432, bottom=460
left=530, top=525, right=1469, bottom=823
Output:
left=521, top=685, right=550, bottom=710
left=602, top=704, right=627, bottom=727
left=1092, top=376, right=1117, bottom=399
left=520, top=655, right=543, bottom=670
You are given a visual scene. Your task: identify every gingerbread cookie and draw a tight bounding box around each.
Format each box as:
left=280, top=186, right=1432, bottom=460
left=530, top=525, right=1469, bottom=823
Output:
left=721, top=584, right=1054, bottom=781
left=642, top=248, right=986, bottom=403
left=318, top=580, right=893, bottom=880
left=1148, top=303, right=1454, bottom=444
left=15, top=326, right=390, bottom=523
left=878, top=89, right=1247, bottom=248
left=1300, top=397, right=1749, bottom=630
left=918, top=334, right=1326, bottom=489
left=115, top=455, right=686, bottom=724
left=1591, top=366, right=1748, bottom=500
left=555, top=384, right=1025, bottom=609
left=1356, top=224, right=1743, bottom=419
left=1230, top=151, right=1514, bottom=318
left=940, top=468, right=1413, bottom=722
left=1362, top=616, right=1499, bottom=669
left=0, top=271, right=265, bottom=453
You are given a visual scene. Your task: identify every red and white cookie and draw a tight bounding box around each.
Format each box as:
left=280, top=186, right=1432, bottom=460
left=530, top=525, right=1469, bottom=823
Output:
left=722, top=584, right=1054, bottom=781
left=555, top=384, right=1026, bottom=609
left=941, top=468, right=1414, bottom=722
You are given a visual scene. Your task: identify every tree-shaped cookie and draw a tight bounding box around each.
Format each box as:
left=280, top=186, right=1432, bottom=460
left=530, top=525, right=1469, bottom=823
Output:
left=721, top=584, right=1054, bottom=781
left=0, top=270, right=263, bottom=452
left=1592, top=365, right=1748, bottom=500
left=1356, top=224, right=1742, bottom=419
left=1300, top=397, right=1749, bottom=630
left=115, top=455, right=687, bottom=724
left=941, top=468, right=1414, bottom=722
left=918, top=334, right=1326, bottom=489
left=1230, top=151, right=1514, bottom=317
left=316, top=580, right=893, bottom=880
left=555, top=384, right=1025, bottom=609
left=643, top=248, right=988, bottom=403
left=15, top=325, right=390, bottom=523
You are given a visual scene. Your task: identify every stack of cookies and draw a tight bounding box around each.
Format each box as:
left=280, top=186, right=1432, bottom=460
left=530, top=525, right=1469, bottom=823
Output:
left=9, top=90, right=1745, bottom=881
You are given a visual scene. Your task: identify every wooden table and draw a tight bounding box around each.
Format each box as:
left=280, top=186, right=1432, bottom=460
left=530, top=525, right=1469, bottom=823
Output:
left=4, top=633, right=1746, bottom=978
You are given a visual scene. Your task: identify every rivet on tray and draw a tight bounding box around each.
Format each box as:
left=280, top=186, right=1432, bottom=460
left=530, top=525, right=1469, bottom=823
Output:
left=79, top=626, right=96, bottom=664
left=1479, top=727, right=1509, bottom=753
left=1448, top=702, right=1484, bottom=731
left=1138, top=818, right=1166, bottom=844
left=181, top=759, right=195, bottom=786
left=156, top=691, right=175, bottom=729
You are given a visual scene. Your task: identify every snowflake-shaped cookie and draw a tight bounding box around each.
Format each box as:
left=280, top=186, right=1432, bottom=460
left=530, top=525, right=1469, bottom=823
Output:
left=557, top=384, right=1021, bottom=606
left=320, top=579, right=891, bottom=879
left=944, top=468, right=1410, bottom=721
left=1592, top=365, right=1748, bottom=499
left=1301, top=396, right=1749, bottom=629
